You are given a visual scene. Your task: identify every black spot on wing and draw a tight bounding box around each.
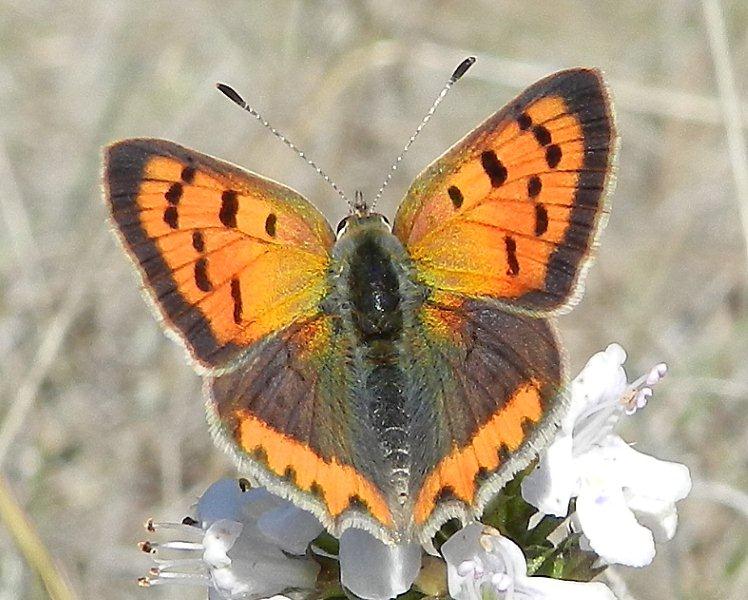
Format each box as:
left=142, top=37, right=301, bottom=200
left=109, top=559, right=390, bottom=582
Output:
left=535, top=204, right=549, bottom=236
left=220, top=190, right=239, bottom=228
left=163, top=205, right=178, bottom=229
left=192, top=231, right=205, bottom=252
left=265, top=213, right=277, bottom=237
left=448, top=186, right=464, bottom=208
left=517, top=112, right=532, bottom=130
left=231, top=277, right=243, bottom=324
left=181, top=165, right=196, bottom=184
left=481, top=150, right=508, bottom=187
left=504, top=236, right=519, bottom=276
left=165, top=182, right=183, bottom=204
left=527, top=175, right=542, bottom=198
left=195, top=258, right=212, bottom=291
left=532, top=124, right=552, bottom=146
left=545, top=144, right=562, bottom=168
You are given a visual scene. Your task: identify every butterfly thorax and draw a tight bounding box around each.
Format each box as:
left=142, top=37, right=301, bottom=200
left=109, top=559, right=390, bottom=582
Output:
left=326, top=215, right=427, bottom=519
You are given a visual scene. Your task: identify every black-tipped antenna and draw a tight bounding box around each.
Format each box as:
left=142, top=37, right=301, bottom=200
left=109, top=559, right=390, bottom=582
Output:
left=370, top=56, right=476, bottom=211
left=216, top=83, right=353, bottom=211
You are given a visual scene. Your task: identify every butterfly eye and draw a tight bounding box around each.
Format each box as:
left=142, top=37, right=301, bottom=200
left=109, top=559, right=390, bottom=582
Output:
left=336, top=217, right=349, bottom=235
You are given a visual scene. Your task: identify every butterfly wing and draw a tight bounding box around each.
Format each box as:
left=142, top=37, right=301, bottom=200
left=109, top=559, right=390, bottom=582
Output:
left=107, top=140, right=397, bottom=533
left=406, top=293, right=563, bottom=544
left=205, top=315, right=396, bottom=536
left=105, top=139, right=335, bottom=372
left=393, top=68, right=616, bottom=313
left=393, top=69, right=616, bottom=541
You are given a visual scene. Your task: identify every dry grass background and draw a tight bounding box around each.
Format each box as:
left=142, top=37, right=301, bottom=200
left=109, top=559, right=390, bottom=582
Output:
left=0, top=1, right=746, bottom=598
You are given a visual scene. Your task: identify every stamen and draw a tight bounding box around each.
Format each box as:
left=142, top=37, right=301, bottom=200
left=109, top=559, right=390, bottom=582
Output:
left=153, top=557, right=206, bottom=571
left=149, top=571, right=210, bottom=582
left=137, top=540, right=204, bottom=554
left=622, top=362, right=667, bottom=415
left=138, top=572, right=210, bottom=587
left=159, top=540, right=204, bottom=551
left=646, top=363, right=668, bottom=386
left=138, top=540, right=156, bottom=554
left=145, top=519, right=204, bottom=536
left=457, top=560, right=475, bottom=577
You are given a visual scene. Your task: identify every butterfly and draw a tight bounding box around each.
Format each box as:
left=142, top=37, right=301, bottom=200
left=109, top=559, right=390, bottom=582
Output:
left=104, top=66, right=616, bottom=549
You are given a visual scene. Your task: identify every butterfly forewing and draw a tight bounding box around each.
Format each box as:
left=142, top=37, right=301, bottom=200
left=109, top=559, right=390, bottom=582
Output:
left=393, top=68, right=616, bottom=313
left=105, top=139, right=335, bottom=371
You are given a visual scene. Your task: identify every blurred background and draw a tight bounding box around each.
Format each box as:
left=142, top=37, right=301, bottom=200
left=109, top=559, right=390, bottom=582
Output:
left=0, top=0, right=746, bottom=598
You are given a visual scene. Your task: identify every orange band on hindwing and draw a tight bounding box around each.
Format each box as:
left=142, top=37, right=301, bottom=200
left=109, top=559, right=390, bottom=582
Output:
left=234, top=411, right=394, bottom=527
left=414, top=380, right=544, bottom=524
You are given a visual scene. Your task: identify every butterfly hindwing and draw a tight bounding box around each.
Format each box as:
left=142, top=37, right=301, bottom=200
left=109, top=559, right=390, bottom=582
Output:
left=205, top=315, right=395, bottom=535
left=105, top=139, right=335, bottom=371
left=406, top=293, right=563, bottom=540
left=393, top=68, right=616, bottom=313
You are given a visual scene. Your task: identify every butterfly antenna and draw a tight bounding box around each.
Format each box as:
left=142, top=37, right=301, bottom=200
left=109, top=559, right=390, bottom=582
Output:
left=370, top=56, right=476, bottom=212
left=216, top=83, right=354, bottom=211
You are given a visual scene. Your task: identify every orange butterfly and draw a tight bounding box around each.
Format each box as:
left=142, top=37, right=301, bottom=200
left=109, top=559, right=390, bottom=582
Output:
left=104, top=65, right=616, bottom=548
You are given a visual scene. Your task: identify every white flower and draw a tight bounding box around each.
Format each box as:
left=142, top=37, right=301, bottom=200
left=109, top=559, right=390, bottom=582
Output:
left=138, top=478, right=323, bottom=599
left=442, top=523, right=616, bottom=600
left=338, top=528, right=422, bottom=600
left=521, top=344, right=692, bottom=567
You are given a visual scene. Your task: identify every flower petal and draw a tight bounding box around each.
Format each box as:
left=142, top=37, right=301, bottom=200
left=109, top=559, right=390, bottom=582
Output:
left=521, top=433, right=576, bottom=517
left=203, top=519, right=243, bottom=568
left=576, top=478, right=655, bottom=567
left=339, top=528, right=422, bottom=600
left=519, top=577, right=617, bottom=599
left=442, top=524, right=513, bottom=600
left=442, top=524, right=616, bottom=600
left=601, top=436, right=692, bottom=502
left=625, top=494, right=679, bottom=542
left=258, top=504, right=324, bottom=555
left=197, top=479, right=249, bottom=525
left=221, top=531, right=320, bottom=598
left=441, top=523, right=497, bottom=568
left=566, top=344, right=628, bottom=432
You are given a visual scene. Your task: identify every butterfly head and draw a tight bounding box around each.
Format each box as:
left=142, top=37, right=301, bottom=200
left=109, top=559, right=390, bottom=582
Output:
left=335, top=212, right=391, bottom=240
left=334, top=190, right=389, bottom=238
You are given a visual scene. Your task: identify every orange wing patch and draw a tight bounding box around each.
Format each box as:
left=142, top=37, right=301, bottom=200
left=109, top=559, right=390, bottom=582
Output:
left=234, top=412, right=393, bottom=527
left=105, top=139, right=335, bottom=370
left=414, top=380, right=543, bottom=524
left=394, top=68, right=616, bottom=313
